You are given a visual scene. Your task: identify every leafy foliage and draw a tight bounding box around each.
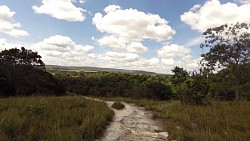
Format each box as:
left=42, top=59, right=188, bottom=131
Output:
left=0, top=47, right=45, bottom=70
left=0, top=47, right=64, bottom=96
left=49, top=69, right=173, bottom=100
left=201, top=22, right=250, bottom=101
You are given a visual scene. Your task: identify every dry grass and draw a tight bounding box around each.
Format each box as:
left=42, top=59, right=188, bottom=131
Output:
left=0, top=96, right=114, bottom=141
left=96, top=97, right=250, bottom=141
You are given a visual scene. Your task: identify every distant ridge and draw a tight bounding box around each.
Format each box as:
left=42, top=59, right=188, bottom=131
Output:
left=46, top=65, right=160, bottom=75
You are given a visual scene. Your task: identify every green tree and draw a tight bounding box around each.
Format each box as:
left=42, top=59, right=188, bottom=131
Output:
left=201, top=23, right=250, bottom=102
left=171, top=66, right=189, bottom=104
left=0, top=47, right=63, bottom=96
left=0, top=47, right=45, bottom=70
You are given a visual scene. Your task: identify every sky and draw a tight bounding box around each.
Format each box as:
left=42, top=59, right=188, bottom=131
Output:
left=0, top=0, right=250, bottom=73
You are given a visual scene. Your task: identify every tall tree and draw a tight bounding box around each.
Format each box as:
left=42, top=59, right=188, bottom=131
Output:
left=201, top=23, right=250, bottom=102
left=0, top=47, right=45, bottom=70
left=171, top=66, right=189, bottom=104
left=0, top=47, right=63, bottom=96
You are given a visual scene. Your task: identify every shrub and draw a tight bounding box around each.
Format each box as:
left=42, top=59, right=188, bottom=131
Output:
left=111, top=101, right=125, bottom=110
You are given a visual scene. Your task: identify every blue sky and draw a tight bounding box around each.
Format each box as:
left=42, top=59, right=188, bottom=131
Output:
left=0, top=0, right=249, bottom=73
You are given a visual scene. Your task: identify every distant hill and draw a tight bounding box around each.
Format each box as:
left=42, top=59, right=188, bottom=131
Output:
left=45, top=65, right=161, bottom=75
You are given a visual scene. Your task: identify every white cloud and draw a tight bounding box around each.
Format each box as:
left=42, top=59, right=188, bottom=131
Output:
left=93, top=5, right=175, bottom=52
left=31, top=36, right=95, bottom=66
left=104, top=5, right=121, bottom=13
left=104, top=51, right=140, bottom=62
left=33, top=0, right=86, bottom=22
left=157, top=44, right=191, bottom=58
left=127, top=42, right=148, bottom=53
left=181, top=0, right=250, bottom=32
left=98, top=35, right=126, bottom=50
left=186, top=36, right=204, bottom=47
left=161, top=58, right=175, bottom=66
left=0, top=5, right=29, bottom=37
left=93, top=5, right=175, bottom=42
left=33, top=35, right=94, bottom=65
left=0, top=38, right=32, bottom=51
left=98, top=36, right=148, bottom=53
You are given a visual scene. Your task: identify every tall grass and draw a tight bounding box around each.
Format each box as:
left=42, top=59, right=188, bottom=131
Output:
left=97, top=97, right=250, bottom=141
left=0, top=96, right=114, bottom=141
left=135, top=100, right=250, bottom=141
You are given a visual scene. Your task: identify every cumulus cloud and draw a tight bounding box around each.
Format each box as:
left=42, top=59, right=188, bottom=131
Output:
left=104, top=5, right=121, bottom=13
left=93, top=5, right=175, bottom=42
left=104, top=51, right=140, bottom=62
left=98, top=36, right=148, bottom=53
left=181, top=0, right=250, bottom=32
left=161, top=58, right=175, bottom=66
left=35, top=35, right=94, bottom=55
left=32, top=0, right=86, bottom=22
left=157, top=44, right=191, bottom=58
left=0, top=5, right=29, bottom=37
left=93, top=5, right=175, bottom=53
left=0, top=38, right=32, bottom=51
left=98, top=35, right=126, bottom=50
left=31, top=35, right=94, bottom=66
left=127, top=42, right=148, bottom=53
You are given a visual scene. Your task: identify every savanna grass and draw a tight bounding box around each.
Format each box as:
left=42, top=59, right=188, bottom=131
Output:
left=0, top=96, right=114, bottom=141
left=96, top=97, right=250, bottom=141
left=135, top=100, right=250, bottom=141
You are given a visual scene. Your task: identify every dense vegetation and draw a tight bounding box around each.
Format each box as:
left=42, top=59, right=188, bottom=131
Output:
left=0, top=96, right=114, bottom=141
left=0, top=47, right=64, bottom=97
left=49, top=69, right=173, bottom=100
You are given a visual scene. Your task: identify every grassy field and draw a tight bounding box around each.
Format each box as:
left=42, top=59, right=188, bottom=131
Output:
left=98, top=97, right=250, bottom=141
left=0, top=96, right=114, bottom=141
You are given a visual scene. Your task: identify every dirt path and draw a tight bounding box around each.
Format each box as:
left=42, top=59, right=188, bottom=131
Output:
left=96, top=101, right=168, bottom=141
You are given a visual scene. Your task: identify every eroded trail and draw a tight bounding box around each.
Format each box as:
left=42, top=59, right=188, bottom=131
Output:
left=97, top=101, right=168, bottom=141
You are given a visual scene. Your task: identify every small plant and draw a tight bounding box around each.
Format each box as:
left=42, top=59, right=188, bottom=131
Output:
left=111, top=101, right=125, bottom=110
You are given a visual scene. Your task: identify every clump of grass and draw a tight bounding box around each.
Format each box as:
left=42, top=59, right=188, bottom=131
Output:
left=111, top=101, right=125, bottom=110
left=0, top=96, right=114, bottom=141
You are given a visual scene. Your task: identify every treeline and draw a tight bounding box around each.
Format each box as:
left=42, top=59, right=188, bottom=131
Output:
left=0, top=47, right=249, bottom=104
left=0, top=47, right=64, bottom=97
left=50, top=70, right=173, bottom=100
left=171, top=65, right=250, bottom=105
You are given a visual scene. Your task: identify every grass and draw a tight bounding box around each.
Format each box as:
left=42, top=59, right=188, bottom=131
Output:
left=111, top=101, right=125, bottom=110
left=0, top=96, right=114, bottom=141
left=96, top=97, right=250, bottom=141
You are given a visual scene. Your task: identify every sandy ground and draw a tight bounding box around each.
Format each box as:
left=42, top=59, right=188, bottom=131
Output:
left=96, top=101, right=168, bottom=141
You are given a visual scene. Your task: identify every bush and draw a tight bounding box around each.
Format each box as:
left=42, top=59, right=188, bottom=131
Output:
left=111, top=101, right=125, bottom=110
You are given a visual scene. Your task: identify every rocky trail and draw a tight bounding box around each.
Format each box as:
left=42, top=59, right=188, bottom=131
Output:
left=96, top=101, right=169, bottom=141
